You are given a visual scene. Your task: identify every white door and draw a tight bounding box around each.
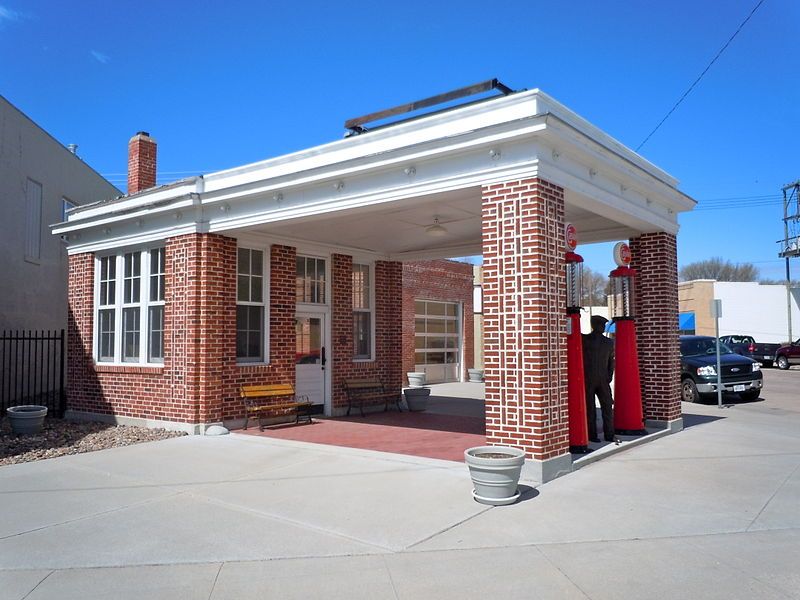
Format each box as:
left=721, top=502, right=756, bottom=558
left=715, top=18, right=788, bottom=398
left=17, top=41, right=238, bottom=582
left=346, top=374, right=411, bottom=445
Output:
left=295, top=313, right=326, bottom=407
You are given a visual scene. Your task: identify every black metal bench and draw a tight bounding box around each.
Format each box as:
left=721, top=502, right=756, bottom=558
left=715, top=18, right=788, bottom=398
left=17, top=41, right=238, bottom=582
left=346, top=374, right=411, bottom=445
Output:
left=343, top=378, right=402, bottom=417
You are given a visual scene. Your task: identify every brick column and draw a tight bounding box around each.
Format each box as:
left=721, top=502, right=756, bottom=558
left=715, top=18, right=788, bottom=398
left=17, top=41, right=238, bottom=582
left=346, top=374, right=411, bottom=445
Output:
left=482, top=177, right=571, bottom=481
left=629, top=232, right=682, bottom=426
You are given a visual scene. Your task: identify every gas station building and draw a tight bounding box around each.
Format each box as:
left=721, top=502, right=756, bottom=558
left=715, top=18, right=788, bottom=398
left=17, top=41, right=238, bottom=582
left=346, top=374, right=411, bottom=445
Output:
left=54, top=84, right=695, bottom=482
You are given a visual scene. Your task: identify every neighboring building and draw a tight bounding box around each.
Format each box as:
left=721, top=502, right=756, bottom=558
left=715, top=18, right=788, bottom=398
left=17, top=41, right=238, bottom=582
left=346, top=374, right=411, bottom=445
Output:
left=402, top=259, right=474, bottom=383
left=0, top=96, right=120, bottom=333
left=54, top=87, right=695, bottom=483
left=679, top=280, right=800, bottom=343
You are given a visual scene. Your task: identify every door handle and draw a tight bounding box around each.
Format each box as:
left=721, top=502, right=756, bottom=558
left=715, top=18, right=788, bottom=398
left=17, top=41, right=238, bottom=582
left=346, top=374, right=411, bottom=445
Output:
left=321, top=346, right=326, bottom=369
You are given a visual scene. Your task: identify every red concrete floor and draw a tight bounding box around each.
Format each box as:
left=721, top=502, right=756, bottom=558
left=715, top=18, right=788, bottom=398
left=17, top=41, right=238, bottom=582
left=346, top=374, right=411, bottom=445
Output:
left=239, top=404, right=486, bottom=463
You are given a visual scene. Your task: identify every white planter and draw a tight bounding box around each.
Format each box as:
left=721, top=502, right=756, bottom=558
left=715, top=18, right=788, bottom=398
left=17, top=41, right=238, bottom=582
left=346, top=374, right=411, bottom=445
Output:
left=406, top=372, right=426, bottom=387
left=7, top=405, right=48, bottom=435
left=464, top=445, right=526, bottom=505
left=403, top=387, right=431, bottom=411
left=467, top=369, right=484, bottom=383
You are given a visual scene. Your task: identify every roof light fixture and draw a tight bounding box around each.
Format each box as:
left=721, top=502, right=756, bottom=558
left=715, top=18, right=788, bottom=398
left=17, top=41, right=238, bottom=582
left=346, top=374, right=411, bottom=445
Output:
left=426, top=216, right=448, bottom=237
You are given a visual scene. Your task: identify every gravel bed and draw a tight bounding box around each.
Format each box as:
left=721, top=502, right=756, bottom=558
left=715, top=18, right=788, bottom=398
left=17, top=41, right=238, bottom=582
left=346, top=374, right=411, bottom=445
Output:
left=0, top=418, right=186, bottom=466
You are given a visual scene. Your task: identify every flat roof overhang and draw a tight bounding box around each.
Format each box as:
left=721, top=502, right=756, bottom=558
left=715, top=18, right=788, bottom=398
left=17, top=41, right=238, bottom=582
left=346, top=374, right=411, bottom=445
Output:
left=54, top=89, right=696, bottom=257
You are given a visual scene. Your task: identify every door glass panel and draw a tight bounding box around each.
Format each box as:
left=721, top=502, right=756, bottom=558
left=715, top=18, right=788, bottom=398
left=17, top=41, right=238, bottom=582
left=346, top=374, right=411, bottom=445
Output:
left=295, top=317, right=322, bottom=364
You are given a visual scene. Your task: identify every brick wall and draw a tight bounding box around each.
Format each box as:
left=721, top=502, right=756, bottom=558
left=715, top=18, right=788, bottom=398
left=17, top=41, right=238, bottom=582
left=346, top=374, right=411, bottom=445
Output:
left=331, top=254, right=403, bottom=412
left=401, top=260, right=474, bottom=382
left=67, top=239, right=401, bottom=425
left=481, top=178, right=569, bottom=460
left=629, top=232, right=682, bottom=422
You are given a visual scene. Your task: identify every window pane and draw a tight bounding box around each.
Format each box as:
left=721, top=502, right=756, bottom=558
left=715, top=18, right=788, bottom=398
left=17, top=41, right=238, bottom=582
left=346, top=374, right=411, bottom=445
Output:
left=98, top=309, right=115, bottom=361
left=150, top=248, right=165, bottom=302
left=446, top=352, right=458, bottom=364
left=238, top=248, right=250, bottom=275
left=251, top=249, right=263, bottom=275
left=414, top=336, right=425, bottom=349
left=122, top=307, right=140, bottom=361
left=427, top=352, right=445, bottom=364
left=414, top=300, right=425, bottom=315
left=427, top=320, right=446, bottom=334
left=414, top=352, right=426, bottom=364
left=446, top=303, right=458, bottom=317
left=236, top=305, right=263, bottom=361
left=427, top=302, right=446, bottom=316
left=251, top=275, right=263, bottom=303
left=414, top=318, right=426, bottom=333
left=124, top=252, right=141, bottom=303
left=353, top=312, right=371, bottom=358
left=352, top=264, right=370, bottom=310
left=428, top=336, right=446, bottom=349
left=148, top=305, right=164, bottom=362
left=237, top=275, right=250, bottom=302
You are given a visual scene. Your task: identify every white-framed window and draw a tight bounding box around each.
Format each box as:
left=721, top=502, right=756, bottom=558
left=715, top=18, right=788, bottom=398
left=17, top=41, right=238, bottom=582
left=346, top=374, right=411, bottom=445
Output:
left=353, top=263, right=373, bottom=360
left=25, top=178, right=43, bottom=262
left=148, top=248, right=166, bottom=362
left=236, top=247, right=267, bottom=362
left=95, top=247, right=165, bottom=365
left=296, top=255, right=326, bottom=304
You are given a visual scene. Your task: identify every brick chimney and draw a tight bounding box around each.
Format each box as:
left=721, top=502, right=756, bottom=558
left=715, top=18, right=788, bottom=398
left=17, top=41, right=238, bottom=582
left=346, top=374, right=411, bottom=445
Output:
left=127, top=131, right=157, bottom=195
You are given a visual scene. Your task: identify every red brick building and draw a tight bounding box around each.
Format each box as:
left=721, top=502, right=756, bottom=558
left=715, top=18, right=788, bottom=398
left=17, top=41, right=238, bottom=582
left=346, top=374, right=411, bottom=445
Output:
left=55, top=88, right=695, bottom=482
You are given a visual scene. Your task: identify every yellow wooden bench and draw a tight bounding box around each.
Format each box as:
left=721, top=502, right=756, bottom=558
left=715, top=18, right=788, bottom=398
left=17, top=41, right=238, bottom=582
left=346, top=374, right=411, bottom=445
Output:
left=240, top=384, right=313, bottom=430
left=343, top=378, right=402, bottom=417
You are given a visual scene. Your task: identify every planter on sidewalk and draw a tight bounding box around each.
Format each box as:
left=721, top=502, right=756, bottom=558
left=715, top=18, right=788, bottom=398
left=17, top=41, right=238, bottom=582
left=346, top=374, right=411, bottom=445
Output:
left=7, top=405, right=48, bottom=435
left=467, top=369, right=484, bottom=383
left=464, top=445, right=526, bottom=506
left=406, top=372, right=426, bottom=388
left=403, top=387, right=431, bottom=412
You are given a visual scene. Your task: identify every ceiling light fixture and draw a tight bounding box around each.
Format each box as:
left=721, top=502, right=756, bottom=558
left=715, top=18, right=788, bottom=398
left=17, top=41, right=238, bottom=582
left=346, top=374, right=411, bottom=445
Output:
left=426, top=216, right=448, bottom=237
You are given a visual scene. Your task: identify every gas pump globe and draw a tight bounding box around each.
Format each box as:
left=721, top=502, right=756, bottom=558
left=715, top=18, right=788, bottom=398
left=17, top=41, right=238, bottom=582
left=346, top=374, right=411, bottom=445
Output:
left=564, top=224, right=589, bottom=453
left=565, top=252, right=583, bottom=313
left=609, top=266, right=635, bottom=320
left=609, top=242, right=647, bottom=435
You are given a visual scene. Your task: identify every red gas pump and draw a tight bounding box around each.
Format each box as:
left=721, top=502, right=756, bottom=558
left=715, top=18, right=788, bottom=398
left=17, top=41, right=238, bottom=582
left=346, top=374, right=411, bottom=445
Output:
left=565, top=224, right=590, bottom=453
left=609, top=242, right=647, bottom=435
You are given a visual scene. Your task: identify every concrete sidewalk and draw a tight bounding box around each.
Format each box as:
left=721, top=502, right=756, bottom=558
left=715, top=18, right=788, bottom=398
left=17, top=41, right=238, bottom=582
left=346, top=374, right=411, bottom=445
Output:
left=1, top=370, right=799, bottom=599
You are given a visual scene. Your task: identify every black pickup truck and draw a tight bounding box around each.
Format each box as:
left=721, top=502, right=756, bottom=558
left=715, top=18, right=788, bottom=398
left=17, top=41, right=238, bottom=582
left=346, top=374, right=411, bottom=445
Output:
left=680, top=336, right=763, bottom=403
left=718, top=335, right=780, bottom=368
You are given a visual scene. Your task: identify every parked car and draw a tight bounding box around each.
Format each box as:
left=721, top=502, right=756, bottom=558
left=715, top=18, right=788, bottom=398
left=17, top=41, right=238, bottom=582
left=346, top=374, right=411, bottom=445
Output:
left=718, top=335, right=780, bottom=368
left=775, top=338, right=800, bottom=370
left=680, top=335, right=763, bottom=402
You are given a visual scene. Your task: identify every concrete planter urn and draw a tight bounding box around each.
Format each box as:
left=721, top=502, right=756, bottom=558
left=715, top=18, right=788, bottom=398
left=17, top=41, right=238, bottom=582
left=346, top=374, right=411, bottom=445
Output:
left=464, top=445, right=526, bottom=506
left=7, top=405, right=48, bottom=435
left=467, top=369, right=484, bottom=383
left=406, top=372, right=427, bottom=387
left=403, top=387, right=431, bottom=411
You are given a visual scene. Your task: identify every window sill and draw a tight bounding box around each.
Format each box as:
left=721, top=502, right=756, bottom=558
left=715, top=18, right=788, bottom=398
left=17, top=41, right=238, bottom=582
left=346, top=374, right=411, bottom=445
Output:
left=353, top=358, right=375, bottom=363
left=93, top=364, right=164, bottom=375
left=236, top=361, right=271, bottom=369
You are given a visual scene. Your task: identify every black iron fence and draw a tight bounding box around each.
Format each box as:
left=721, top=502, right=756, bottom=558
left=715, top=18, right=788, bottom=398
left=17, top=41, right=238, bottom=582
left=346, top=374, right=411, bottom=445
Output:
left=1, top=330, right=65, bottom=418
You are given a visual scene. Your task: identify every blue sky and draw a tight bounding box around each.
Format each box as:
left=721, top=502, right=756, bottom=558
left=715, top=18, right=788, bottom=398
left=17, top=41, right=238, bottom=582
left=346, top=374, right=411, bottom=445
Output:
left=1, top=0, right=797, bottom=278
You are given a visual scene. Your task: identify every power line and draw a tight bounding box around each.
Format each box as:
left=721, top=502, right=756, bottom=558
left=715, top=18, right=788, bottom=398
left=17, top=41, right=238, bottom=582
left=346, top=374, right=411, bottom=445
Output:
left=636, top=0, right=766, bottom=151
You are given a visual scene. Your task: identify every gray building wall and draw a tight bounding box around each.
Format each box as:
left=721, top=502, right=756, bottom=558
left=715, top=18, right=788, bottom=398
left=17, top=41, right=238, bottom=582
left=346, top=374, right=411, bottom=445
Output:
left=0, top=96, right=120, bottom=332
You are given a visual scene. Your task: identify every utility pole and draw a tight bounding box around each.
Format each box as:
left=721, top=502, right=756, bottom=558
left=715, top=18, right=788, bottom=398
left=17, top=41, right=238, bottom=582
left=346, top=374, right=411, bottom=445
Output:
left=779, top=181, right=800, bottom=343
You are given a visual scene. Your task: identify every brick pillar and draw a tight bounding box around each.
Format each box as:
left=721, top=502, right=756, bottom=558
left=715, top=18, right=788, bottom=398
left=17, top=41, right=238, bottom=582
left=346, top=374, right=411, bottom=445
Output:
left=66, top=253, right=95, bottom=411
left=331, top=253, right=355, bottom=410
left=629, top=232, right=682, bottom=426
left=375, top=260, right=403, bottom=399
left=482, top=177, right=571, bottom=481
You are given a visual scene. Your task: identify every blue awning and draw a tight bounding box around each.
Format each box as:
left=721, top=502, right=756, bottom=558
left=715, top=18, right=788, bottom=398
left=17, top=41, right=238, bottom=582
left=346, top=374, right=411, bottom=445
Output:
left=604, top=312, right=695, bottom=334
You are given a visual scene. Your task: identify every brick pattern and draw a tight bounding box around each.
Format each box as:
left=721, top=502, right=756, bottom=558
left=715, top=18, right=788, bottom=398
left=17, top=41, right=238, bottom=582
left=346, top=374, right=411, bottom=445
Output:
left=67, top=240, right=401, bottom=424
left=331, top=255, right=403, bottom=411
left=127, top=134, right=157, bottom=195
left=629, top=232, right=681, bottom=422
left=482, top=178, right=569, bottom=460
left=401, top=260, right=474, bottom=381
